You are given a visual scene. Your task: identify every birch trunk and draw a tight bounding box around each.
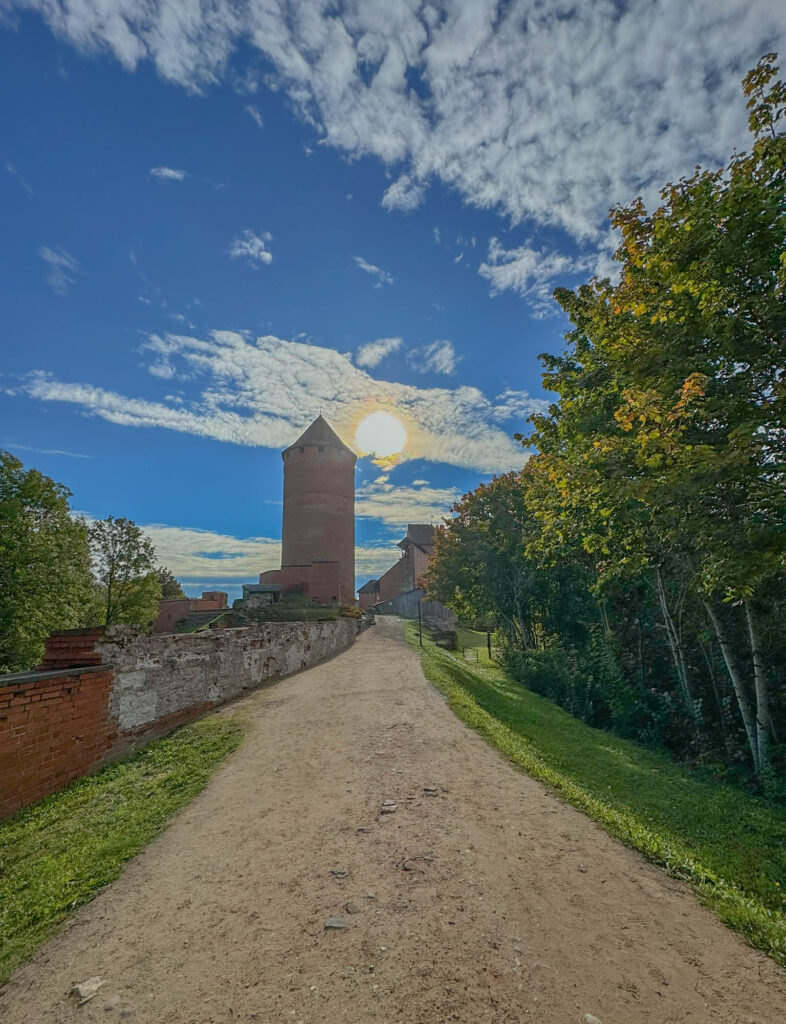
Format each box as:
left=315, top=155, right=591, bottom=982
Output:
left=745, top=601, right=771, bottom=777
left=703, top=598, right=759, bottom=775
left=656, top=568, right=694, bottom=710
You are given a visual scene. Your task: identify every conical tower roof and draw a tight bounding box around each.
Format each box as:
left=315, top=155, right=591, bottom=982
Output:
left=284, top=414, right=355, bottom=456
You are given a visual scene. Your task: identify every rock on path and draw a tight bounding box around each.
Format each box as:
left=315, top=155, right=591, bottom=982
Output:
left=1, top=617, right=784, bottom=1023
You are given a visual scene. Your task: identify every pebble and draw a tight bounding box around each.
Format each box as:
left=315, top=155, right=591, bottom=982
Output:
left=356, top=827, right=373, bottom=833
left=380, top=801, right=397, bottom=814
left=103, top=995, right=120, bottom=1012
left=402, top=859, right=416, bottom=871
left=70, top=978, right=104, bottom=1006
left=584, top=1015, right=603, bottom=1024
left=324, top=916, right=348, bottom=930
left=330, top=869, right=349, bottom=879
left=578, top=864, right=588, bottom=873
left=345, top=902, right=360, bottom=914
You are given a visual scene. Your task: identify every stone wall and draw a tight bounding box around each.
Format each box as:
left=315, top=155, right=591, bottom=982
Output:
left=0, top=617, right=367, bottom=819
left=97, top=618, right=361, bottom=745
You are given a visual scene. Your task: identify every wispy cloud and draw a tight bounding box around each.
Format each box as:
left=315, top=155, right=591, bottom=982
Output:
left=353, top=255, right=393, bottom=288
left=479, top=239, right=591, bottom=318
left=228, top=229, right=273, bottom=267
left=356, top=479, right=459, bottom=530
left=381, top=174, right=425, bottom=213
left=2, top=441, right=91, bottom=459
left=39, top=246, right=81, bottom=295
left=150, top=166, right=188, bottom=181
left=492, top=389, right=549, bottom=423
left=408, top=340, right=459, bottom=376
left=245, top=104, right=264, bottom=129
left=13, top=0, right=782, bottom=271
left=355, top=337, right=402, bottom=369
left=5, top=161, right=34, bottom=197
left=137, top=521, right=398, bottom=582
left=21, top=331, right=537, bottom=473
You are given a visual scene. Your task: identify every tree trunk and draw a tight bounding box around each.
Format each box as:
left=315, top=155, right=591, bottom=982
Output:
left=702, top=598, right=759, bottom=775
left=656, top=568, right=694, bottom=711
left=745, top=601, right=771, bottom=778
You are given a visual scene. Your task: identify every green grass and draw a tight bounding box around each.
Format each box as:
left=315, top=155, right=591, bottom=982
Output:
left=0, top=713, right=246, bottom=985
left=407, top=622, right=786, bottom=966
left=454, top=624, right=495, bottom=662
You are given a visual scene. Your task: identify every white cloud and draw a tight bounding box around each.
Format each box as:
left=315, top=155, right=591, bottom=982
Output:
left=356, top=478, right=459, bottom=530
left=355, top=337, right=402, bottom=369
left=228, top=229, right=273, bottom=267
left=150, top=166, right=188, bottom=181
left=11, top=1, right=783, bottom=263
left=479, top=238, right=592, bottom=318
left=245, top=104, right=263, bottom=128
left=39, top=246, right=81, bottom=295
left=2, top=441, right=91, bottom=458
left=5, top=160, right=34, bottom=196
left=492, top=388, right=549, bottom=422
left=137, top=521, right=398, bottom=582
left=381, top=173, right=425, bottom=212
left=22, top=330, right=536, bottom=473
left=353, top=255, right=393, bottom=288
left=408, top=340, right=459, bottom=376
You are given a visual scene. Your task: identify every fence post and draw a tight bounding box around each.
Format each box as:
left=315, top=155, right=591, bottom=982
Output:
left=487, top=632, right=492, bottom=660
left=418, top=601, right=423, bottom=646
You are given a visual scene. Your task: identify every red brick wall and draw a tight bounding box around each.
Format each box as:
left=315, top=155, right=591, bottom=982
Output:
left=0, top=666, right=116, bottom=819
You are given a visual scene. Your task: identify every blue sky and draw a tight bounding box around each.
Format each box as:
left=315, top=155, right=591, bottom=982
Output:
left=1, top=2, right=782, bottom=601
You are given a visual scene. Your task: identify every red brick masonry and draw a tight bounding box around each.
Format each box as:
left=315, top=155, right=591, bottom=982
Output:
left=0, top=664, right=116, bottom=819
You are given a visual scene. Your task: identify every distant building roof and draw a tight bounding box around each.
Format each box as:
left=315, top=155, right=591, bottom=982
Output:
left=399, top=524, right=435, bottom=550
left=284, top=414, right=355, bottom=456
left=358, top=579, right=379, bottom=593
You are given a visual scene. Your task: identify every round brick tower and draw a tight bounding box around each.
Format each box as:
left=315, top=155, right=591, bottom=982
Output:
left=280, top=415, right=356, bottom=605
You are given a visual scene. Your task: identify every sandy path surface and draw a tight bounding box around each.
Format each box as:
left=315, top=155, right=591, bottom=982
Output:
left=2, top=618, right=784, bottom=1024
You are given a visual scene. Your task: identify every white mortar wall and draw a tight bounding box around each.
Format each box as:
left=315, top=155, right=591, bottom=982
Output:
left=96, top=619, right=360, bottom=733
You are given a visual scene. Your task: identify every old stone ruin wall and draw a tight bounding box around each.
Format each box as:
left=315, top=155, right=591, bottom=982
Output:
left=0, top=617, right=369, bottom=820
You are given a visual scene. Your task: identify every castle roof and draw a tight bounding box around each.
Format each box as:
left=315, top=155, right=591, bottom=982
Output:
left=284, top=415, right=355, bottom=456
left=399, top=524, right=435, bottom=550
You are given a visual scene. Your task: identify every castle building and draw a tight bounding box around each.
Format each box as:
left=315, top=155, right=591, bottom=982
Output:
left=357, top=524, right=435, bottom=610
left=259, top=415, right=356, bottom=605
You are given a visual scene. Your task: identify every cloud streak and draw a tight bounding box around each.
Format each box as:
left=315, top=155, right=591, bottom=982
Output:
left=39, top=246, right=81, bottom=295
left=22, top=330, right=539, bottom=473
left=353, top=255, right=393, bottom=288
left=150, top=166, right=188, bottom=181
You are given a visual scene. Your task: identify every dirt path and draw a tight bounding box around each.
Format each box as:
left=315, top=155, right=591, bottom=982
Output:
left=2, top=618, right=784, bottom=1024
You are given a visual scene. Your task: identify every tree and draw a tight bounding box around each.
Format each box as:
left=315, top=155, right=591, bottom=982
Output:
left=156, top=565, right=186, bottom=600
left=523, top=54, right=786, bottom=779
left=89, top=516, right=161, bottom=627
left=0, top=451, right=94, bottom=671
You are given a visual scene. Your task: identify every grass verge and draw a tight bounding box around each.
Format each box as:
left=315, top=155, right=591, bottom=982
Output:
left=407, top=622, right=786, bottom=967
left=0, top=712, right=245, bottom=985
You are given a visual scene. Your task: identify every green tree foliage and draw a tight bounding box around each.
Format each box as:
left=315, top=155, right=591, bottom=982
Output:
left=89, top=516, right=161, bottom=627
left=156, top=565, right=186, bottom=600
left=427, top=56, right=786, bottom=788
left=0, top=451, right=94, bottom=672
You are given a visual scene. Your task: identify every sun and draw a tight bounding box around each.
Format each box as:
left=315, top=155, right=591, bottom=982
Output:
left=354, top=411, right=407, bottom=458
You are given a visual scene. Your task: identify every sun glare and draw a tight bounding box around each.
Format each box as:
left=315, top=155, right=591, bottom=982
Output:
left=355, top=411, right=407, bottom=458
